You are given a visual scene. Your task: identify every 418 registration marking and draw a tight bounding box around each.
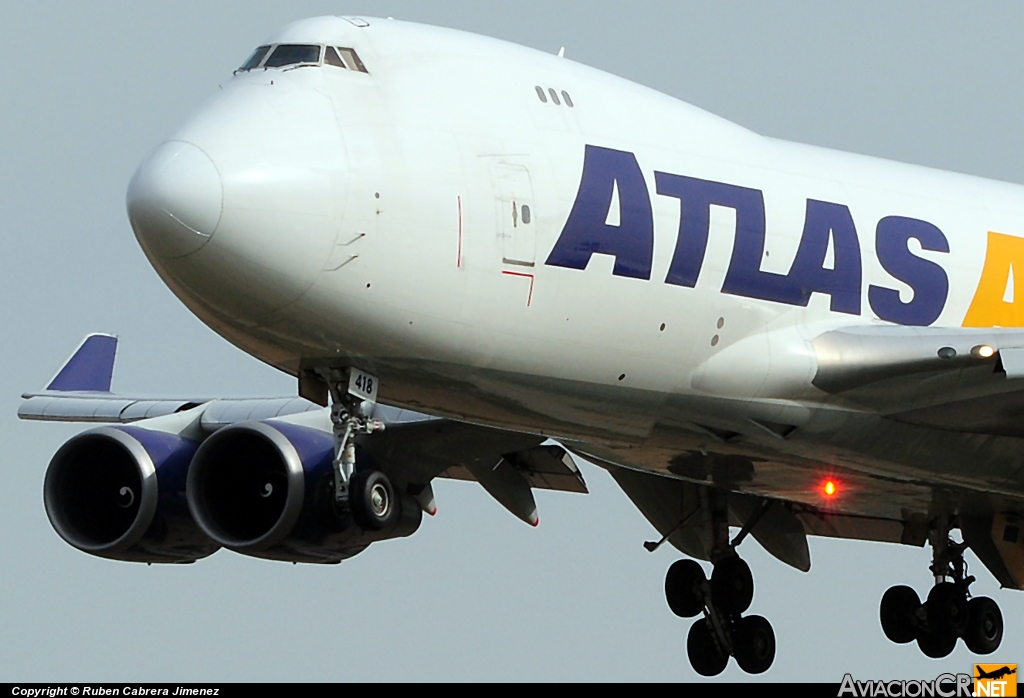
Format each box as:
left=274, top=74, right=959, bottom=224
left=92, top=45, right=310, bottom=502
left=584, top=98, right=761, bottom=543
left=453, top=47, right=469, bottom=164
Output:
left=348, top=368, right=379, bottom=403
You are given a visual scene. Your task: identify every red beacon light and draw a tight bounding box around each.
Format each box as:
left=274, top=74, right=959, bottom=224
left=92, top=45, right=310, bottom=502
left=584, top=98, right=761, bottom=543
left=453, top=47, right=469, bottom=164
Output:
left=823, top=479, right=838, bottom=497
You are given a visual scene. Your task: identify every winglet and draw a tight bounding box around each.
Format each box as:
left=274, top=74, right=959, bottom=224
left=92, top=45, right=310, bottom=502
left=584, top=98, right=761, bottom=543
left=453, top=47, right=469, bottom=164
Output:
left=46, top=334, right=118, bottom=392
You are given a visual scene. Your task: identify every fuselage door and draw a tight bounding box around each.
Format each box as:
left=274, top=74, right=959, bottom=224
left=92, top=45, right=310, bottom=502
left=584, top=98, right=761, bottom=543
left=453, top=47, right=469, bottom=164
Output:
left=493, top=164, right=536, bottom=267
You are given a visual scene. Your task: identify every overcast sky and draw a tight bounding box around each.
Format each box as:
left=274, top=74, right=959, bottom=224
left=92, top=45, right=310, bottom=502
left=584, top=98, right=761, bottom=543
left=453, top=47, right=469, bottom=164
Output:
left=2, top=1, right=1023, bottom=683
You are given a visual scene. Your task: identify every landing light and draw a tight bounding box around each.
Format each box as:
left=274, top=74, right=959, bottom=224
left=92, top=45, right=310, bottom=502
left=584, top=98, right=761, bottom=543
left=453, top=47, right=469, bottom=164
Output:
left=972, top=344, right=996, bottom=359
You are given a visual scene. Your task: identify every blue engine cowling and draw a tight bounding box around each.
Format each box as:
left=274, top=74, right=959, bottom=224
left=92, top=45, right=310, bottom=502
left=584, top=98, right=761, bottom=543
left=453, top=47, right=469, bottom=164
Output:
left=186, top=421, right=421, bottom=563
left=43, top=426, right=220, bottom=563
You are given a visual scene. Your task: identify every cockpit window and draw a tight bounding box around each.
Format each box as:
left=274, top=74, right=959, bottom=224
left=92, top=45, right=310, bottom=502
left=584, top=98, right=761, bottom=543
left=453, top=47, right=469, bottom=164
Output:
left=264, top=44, right=322, bottom=68
left=235, top=43, right=370, bottom=75
left=338, top=47, right=368, bottom=73
left=239, top=45, right=271, bottom=71
left=324, top=46, right=346, bottom=68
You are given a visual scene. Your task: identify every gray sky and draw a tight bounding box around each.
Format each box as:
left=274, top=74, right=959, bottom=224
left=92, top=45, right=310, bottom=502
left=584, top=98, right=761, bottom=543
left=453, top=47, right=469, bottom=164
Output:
left=2, top=1, right=1023, bottom=682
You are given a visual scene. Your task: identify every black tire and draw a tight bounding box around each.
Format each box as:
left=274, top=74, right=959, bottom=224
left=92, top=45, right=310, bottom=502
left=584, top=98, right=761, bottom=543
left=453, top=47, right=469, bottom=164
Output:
left=665, top=560, right=706, bottom=618
left=926, top=582, right=969, bottom=636
left=963, top=597, right=1003, bottom=655
left=733, top=615, right=776, bottom=675
left=349, top=470, right=400, bottom=531
left=312, top=473, right=352, bottom=533
left=711, top=555, right=754, bottom=616
left=917, top=628, right=957, bottom=659
left=687, top=619, right=728, bottom=677
left=880, top=585, right=921, bottom=644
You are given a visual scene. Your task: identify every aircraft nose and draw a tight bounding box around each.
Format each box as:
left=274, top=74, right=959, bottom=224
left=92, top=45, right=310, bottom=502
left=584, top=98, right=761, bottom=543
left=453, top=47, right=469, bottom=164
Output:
left=127, top=141, right=223, bottom=259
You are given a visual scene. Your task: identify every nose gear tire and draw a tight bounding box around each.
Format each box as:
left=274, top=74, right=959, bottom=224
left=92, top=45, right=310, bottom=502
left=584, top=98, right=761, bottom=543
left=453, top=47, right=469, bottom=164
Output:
left=349, top=470, right=399, bottom=531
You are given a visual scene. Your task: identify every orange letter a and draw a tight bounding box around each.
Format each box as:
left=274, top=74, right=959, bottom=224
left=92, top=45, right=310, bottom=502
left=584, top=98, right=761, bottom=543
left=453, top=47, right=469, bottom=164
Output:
left=963, top=231, right=1024, bottom=327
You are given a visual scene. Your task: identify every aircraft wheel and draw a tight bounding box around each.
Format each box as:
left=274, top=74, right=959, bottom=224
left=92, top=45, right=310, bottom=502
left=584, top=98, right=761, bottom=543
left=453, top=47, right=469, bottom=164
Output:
left=733, top=614, right=776, bottom=675
left=711, top=555, right=754, bottom=616
left=880, top=585, right=921, bottom=644
left=916, top=628, right=957, bottom=659
left=964, top=597, right=1003, bottom=655
left=665, top=559, right=705, bottom=618
left=350, top=470, right=400, bottom=531
left=686, top=619, right=728, bottom=677
left=926, top=582, right=969, bottom=636
left=312, top=473, right=353, bottom=533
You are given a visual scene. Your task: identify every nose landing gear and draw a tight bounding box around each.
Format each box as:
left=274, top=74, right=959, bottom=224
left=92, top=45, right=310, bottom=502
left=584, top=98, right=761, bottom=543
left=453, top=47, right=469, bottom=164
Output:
left=879, top=518, right=1004, bottom=658
left=326, top=368, right=394, bottom=531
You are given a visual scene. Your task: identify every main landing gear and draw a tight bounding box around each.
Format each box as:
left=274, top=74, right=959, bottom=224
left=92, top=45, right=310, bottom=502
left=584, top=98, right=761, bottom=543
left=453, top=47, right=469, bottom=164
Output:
left=666, top=555, right=776, bottom=676
left=659, top=492, right=776, bottom=676
left=328, top=369, right=397, bottom=531
left=879, top=518, right=1003, bottom=658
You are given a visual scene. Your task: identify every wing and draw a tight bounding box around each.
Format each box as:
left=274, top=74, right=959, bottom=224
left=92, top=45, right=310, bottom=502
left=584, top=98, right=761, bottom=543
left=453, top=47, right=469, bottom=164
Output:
left=812, top=325, right=1024, bottom=437
left=608, top=465, right=904, bottom=573
left=21, top=335, right=587, bottom=529
left=600, top=324, right=1024, bottom=584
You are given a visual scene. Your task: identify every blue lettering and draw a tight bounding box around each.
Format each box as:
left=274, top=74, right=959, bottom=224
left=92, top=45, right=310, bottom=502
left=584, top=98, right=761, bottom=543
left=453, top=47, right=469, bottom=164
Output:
left=655, top=173, right=763, bottom=288
left=548, top=146, right=952, bottom=326
left=868, top=216, right=949, bottom=326
left=785, top=200, right=862, bottom=314
left=714, top=196, right=793, bottom=304
left=657, top=177, right=860, bottom=312
left=545, top=145, right=654, bottom=279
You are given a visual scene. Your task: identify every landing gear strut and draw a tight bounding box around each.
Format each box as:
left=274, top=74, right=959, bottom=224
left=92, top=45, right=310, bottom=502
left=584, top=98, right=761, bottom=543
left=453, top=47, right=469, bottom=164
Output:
left=327, top=368, right=395, bottom=531
left=661, top=491, right=776, bottom=676
left=879, top=517, right=1003, bottom=658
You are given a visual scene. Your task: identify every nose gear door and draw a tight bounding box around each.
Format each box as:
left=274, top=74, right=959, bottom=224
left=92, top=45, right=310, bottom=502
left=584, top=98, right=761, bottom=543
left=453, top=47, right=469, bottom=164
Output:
left=492, top=164, right=536, bottom=267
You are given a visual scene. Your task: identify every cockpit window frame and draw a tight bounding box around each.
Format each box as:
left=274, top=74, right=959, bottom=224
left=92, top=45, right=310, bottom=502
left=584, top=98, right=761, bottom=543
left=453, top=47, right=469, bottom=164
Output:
left=338, top=47, right=369, bottom=73
left=236, top=43, right=370, bottom=75
left=238, top=45, right=272, bottom=72
left=264, top=44, right=323, bottom=69
left=324, top=46, right=346, bottom=69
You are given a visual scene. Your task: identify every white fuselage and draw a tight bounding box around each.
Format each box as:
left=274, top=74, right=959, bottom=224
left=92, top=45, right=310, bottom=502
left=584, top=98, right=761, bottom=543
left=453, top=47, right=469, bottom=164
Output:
left=127, top=17, right=1024, bottom=522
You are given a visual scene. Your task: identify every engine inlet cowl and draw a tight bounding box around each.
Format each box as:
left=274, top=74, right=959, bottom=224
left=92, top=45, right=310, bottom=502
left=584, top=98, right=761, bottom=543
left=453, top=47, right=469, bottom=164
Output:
left=186, top=421, right=309, bottom=552
left=44, top=426, right=217, bottom=562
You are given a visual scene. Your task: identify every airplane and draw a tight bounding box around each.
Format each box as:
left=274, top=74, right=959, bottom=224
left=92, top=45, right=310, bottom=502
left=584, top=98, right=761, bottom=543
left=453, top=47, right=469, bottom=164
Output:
left=17, top=14, right=1024, bottom=676
left=975, top=666, right=1017, bottom=681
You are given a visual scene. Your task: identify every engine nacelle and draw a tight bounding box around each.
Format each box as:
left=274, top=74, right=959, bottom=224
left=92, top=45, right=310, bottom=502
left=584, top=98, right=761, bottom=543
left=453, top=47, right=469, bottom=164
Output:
left=186, top=421, right=421, bottom=563
left=44, top=426, right=220, bottom=563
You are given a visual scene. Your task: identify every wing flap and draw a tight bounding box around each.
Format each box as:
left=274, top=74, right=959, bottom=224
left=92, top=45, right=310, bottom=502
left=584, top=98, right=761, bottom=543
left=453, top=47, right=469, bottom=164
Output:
left=434, top=445, right=587, bottom=493
left=464, top=457, right=539, bottom=526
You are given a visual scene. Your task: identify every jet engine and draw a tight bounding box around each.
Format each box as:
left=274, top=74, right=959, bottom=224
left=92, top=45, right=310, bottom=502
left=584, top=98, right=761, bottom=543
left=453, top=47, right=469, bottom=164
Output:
left=43, top=426, right=219, bottom=563
left=186, top=421, right=421, bottom=563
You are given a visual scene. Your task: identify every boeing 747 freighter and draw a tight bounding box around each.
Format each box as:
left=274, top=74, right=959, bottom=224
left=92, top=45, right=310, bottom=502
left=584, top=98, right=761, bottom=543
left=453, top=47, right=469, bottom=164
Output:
left=20, top=16, right=1024, bottom=675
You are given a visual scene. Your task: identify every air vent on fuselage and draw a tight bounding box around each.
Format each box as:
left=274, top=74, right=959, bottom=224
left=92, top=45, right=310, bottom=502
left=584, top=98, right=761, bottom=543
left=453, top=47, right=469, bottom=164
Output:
left=534, top=86, right=574, bottom=107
